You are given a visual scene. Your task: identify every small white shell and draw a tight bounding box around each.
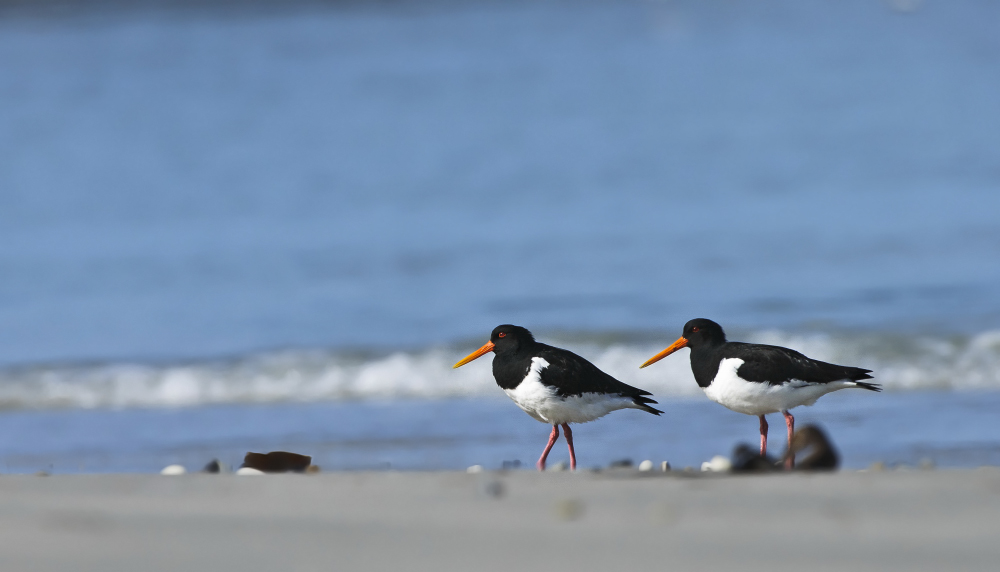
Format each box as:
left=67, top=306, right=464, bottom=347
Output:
left=236, top=467, right=266, bottom=475
left=160, top=464, right=186, bottom=475
left=701, top=456, right=732, bottom=473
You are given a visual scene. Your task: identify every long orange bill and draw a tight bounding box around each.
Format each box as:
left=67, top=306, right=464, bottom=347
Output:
left=453, top=341, right=495, bottom=368
left=640, top=337, right=689, bottom=368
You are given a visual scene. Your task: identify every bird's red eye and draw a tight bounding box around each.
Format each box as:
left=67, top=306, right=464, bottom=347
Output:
left=692, top=326, right=700, bottom=332
left=498, top=332, right=506, bottom=338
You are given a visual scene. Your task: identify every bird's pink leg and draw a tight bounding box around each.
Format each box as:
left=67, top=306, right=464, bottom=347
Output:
left=783, top=410, right=795, bottom=469
left=759, top=415, right=769, bottom=456
left=537, top=425, right=560, bottom=471
left=561, top=423, right=577, bottom=471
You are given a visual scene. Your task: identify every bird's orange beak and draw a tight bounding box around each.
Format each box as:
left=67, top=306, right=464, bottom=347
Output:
left=453, top=341, right=495, bottom=368
left=640, top=337, right=688, bottom=368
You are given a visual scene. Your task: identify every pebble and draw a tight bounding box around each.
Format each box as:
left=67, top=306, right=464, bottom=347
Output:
left=638, top=460, right=654, bottom=472
left=160, top=464, right=186, bottom=476
left=466, top=465, right=484, bottom=474
left=549, top=461, right=568, bottom=472
left=701, top=456, right=732, bottom=473
left=235, top=467, right=265, bottom=476
left=661, top=461, right=672, bottom=472
left=241, top=451, right=312, bottom=473
left=202, top=459, right=224, bottom=474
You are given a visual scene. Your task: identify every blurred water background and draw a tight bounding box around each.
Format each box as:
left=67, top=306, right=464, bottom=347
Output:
left=1, top=0, right=999, bottom=472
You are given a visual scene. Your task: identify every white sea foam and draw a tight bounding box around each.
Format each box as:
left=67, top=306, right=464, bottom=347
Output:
left=0, top=330, right=999, bottom=410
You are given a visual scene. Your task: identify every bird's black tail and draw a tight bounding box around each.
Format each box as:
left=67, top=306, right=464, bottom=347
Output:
left=854, top=381, right=881, bottom=392
left=632, top=395, right=663, bottom=416
left=845, top=367, right=880, bottom=392
left=847, top=367, right=879, bottom=392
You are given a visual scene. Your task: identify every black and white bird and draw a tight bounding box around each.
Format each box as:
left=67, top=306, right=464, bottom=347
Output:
left=640, top=318, right=879, bottom=468
left=454, top=325, right=662, bottom=471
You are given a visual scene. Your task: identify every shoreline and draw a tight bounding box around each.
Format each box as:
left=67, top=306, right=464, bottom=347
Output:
left=5, top=391, right=1000, bottom=474
left=2, top=469, right=998, bottom=570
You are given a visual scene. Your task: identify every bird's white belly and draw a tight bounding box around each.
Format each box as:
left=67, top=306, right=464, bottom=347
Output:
left=703, top=358, right=855, bottom=416
left=504, top=357, right=640, bottom=424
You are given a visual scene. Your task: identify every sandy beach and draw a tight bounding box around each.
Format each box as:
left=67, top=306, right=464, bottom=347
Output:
left=2, top=468, right=997, bottom=571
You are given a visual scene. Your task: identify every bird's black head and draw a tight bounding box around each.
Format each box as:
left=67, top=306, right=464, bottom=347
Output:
left=640, top=318, right=726, bottom=368
left=681, top=318, right=727, bottom=348
left=453, top=324, right=535, bottom=368
left=490, top=324, right=535, bottom=355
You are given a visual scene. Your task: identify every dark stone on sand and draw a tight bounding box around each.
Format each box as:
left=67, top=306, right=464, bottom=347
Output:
left=785, top=425, right=839, bottom=471
left=241, top=451, right=313, bottom=473
left=608, top=459, right=633, bottom=468
left=202, top=459, right=223, bottom=473
left=730, top=444, right=778, bottom=473
left=731, top=424, right=840, bottom=473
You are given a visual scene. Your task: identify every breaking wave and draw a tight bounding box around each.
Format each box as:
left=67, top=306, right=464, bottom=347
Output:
left=1, top=329, right=999, bottom=410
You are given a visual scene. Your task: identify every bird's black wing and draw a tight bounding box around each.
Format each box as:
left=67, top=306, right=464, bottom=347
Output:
left=534, top=344, right=663, bottom=413
left=728, top=342, right=877, bottom=389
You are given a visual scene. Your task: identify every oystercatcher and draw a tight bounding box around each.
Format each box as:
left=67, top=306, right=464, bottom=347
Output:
left=640, top=318, right=878, bottom=468
left=454, top=325, right=663, bottom=471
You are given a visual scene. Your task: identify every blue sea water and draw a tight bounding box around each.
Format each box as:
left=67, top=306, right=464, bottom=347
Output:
left=0, top=0, right=999, bottom=472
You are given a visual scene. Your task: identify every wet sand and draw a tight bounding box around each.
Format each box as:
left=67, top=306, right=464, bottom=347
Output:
left=1, top=469, right=998, bottom=571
